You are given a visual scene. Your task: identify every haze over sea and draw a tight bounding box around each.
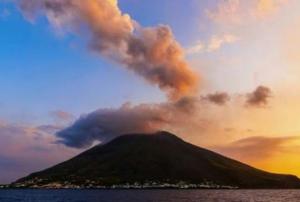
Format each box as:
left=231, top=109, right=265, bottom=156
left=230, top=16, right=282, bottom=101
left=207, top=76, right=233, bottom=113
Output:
left=0, top=189, right=300, bottom=202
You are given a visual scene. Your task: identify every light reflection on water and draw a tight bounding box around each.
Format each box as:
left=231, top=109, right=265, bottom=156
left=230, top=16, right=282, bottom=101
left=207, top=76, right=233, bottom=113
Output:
left=0, top=189, right=300, bottom=202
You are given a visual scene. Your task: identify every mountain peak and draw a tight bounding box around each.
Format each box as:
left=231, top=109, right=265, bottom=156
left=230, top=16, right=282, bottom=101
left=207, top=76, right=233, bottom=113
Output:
left=154, top=130, right=177, bottom=136
left=14, top=131, right=300, bottom=189
left=103, top=131, right=184, bottom=147
left=153, top=130, right=182, bottom=139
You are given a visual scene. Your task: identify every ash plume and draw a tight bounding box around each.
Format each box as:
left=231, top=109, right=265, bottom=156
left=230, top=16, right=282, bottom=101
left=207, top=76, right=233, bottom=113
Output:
left=20, top=0, right=199, bottom=100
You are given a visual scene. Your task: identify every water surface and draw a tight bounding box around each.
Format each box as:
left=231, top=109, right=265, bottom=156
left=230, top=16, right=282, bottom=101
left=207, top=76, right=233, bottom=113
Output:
left=1, top=189, right=300, bottom=202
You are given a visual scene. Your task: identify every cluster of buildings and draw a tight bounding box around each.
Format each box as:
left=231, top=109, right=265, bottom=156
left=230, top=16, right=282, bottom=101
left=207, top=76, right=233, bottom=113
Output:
left=8, top=178, right=238, bottom=189
left=0, top=184, right=9, bottom=189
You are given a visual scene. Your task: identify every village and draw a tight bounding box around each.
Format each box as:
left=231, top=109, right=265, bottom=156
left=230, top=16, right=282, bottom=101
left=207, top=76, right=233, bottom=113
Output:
left=7, top=178, right=238, bottom=189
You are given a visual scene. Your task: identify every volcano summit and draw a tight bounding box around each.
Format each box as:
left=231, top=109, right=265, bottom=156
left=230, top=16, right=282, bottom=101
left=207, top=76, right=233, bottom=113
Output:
left=13, top=131, right=300, bottom=189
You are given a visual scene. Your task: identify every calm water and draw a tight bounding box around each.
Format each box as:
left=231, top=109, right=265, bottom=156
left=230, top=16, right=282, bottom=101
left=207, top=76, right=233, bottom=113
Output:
left=0, top=189, right=300, bottom=202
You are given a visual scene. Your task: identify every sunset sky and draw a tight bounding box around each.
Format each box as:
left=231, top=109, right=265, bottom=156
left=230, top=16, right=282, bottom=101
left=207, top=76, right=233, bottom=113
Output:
left=1, top=0, right=300, bottom=184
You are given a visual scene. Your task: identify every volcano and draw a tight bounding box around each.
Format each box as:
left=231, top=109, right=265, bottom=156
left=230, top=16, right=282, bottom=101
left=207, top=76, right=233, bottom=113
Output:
left=14, top=131, right=300, bottom=189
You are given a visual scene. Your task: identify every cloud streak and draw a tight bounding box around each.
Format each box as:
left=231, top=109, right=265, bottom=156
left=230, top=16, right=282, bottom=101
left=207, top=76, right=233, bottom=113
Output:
left=214, top=135, right=299, bottom=162
left=50, top=110, right=74, bottom=123
left=186, top=34, right=239, bottom=54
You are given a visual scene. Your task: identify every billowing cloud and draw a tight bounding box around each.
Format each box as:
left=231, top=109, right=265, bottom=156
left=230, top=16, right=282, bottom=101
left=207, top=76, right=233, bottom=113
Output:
left=214, top=135, right=299, bottom=162
left=56, top=97, right=202, bottom=148
left=202, top=92, right=230, bottom=105
left=246, top=85, right=272, bottom=107
left=186, top=34, right=239, bottom=54
left=19, top=0, right=199, bottom=100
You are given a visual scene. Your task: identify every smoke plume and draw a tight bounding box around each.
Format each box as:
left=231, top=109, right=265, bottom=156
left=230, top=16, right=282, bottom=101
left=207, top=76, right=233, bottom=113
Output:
left=20, top=0, right=199, bottom=100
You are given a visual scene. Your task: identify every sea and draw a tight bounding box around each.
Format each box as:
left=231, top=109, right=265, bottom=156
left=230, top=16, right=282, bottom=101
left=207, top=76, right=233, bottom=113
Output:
left=0, top=189, right=300, bottom=202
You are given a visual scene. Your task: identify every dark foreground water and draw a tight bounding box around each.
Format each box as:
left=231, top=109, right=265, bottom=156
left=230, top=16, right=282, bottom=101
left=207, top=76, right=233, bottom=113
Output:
left=0, top=189, right=300, bottom=202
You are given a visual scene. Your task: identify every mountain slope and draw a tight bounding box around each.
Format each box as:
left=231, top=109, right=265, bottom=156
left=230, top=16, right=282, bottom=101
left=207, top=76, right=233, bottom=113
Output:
left=15, top=131, right=300, bottom=188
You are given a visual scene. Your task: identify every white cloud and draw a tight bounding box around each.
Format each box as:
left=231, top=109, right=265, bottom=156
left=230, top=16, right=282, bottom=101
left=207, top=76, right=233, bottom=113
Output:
left=207, top=34, right=239, bottom=52
left=186, top=34, right=239, bottom=55
left=185, top=41, right=205, bottom=54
